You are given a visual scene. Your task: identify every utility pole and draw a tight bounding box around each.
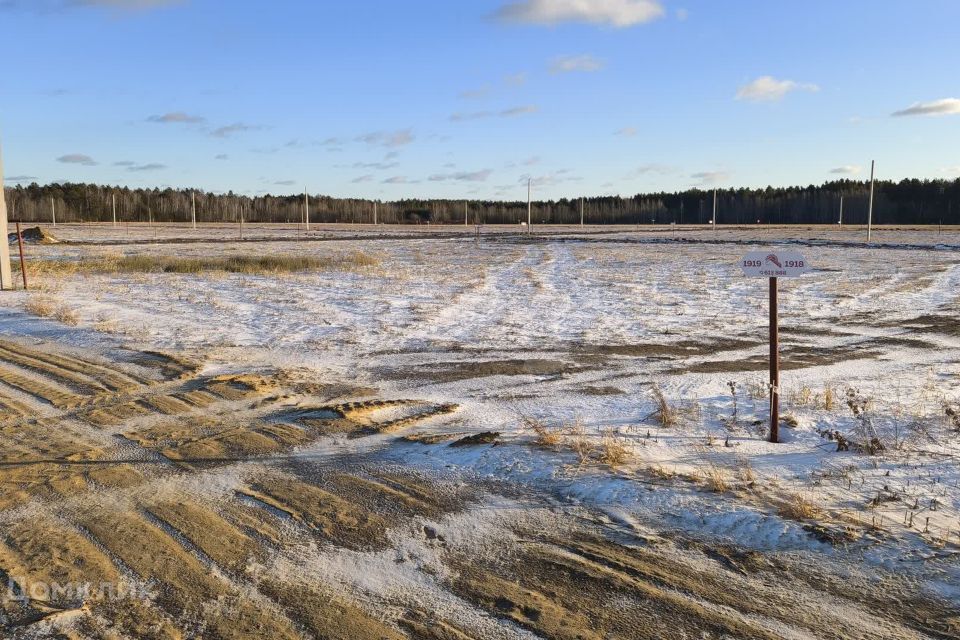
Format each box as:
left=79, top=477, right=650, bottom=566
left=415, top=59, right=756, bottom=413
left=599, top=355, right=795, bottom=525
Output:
left=112, top=193, right=117, bottom=228
left=304, top=189, right=310, bottom=232
left=712, top=189, right=718, bottom=232
left=527, top=178, right=532, bottom=233
left=51, top=197, right=56, bottom=227
left=838, top=195, right=844, bottom=227
left=580, top=197, right=584, bottom=226
left=0, top=142, right=13, bottom=290
left=465, top=201, right=468, bottom=226
left=373, top=201, right=378, bottom=225
left=191, top=191, right=197, bottom=230
left=867, top=160, right=875, bottom=242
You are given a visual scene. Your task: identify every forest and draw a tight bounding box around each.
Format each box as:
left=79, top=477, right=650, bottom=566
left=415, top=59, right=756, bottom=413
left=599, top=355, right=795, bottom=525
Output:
left=4, top=178, right=959, bottom=226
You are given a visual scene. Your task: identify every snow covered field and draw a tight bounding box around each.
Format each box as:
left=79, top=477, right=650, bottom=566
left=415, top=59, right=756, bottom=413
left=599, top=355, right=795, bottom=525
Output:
left=1, top=224, right=958, bottom=637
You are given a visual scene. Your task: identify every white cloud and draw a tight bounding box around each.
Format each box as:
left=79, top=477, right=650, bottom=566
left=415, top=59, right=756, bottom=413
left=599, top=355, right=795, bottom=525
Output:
left=550, top=54, right=604, bottom=74
left=941, top=166, right=960, bottom=176
left=892, top=98, right=960, bottom=117
left=459, top=86, right=491, bottom=99
left=4, top=175, right=37, bottom=182
left=428, top=169, right=493, bottom=182
left=629, top=163, right=675, bottom=177
left=127, top=162, right=166, bottom=172
left=274, top=180, right=296, bottom=186
left=614, top=126, right=637, bottom=137
left=351, top=174, right=375, bottom=183
left=495, top=0, right=664, bottom=28
left=57, top=153, right=97, bottom=166
left=147, top=111, right=205, bottom=124
left=691, top=171, right=729, bottom=185
left=211, top=122, right=263, bottom=138
left=450, top=105, right=538, bottom=122
left=735, top=76, right=819, bottom=102
left=829, top=165, right=861, bottom=175
left=356, top=129, right=415, bottom=148
left=383, top=176, right=414, bottom=184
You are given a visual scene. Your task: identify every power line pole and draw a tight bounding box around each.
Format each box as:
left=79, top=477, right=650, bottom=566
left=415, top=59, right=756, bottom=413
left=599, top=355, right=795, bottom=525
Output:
left=51, top=197, right=56, bottom=227
left=580, top=197, right=584, bottom=226
left=712, top=189, right=717, bottom=233
left=112, top=193, right=117, bottom=228
left=867, top=160, right=875, bottom=243
left=0, top=141, right=13, bottom=290
left=304, top=188, right=310, bottom=232
left=191, top=191, right=197, bottom=230
left=838, top=194, right=844, bottom=227
left=464, top=201, right=468, bottom=226
left=373, top=201, right=378, bottom=225
left=527, top=178, right=532, bottom=233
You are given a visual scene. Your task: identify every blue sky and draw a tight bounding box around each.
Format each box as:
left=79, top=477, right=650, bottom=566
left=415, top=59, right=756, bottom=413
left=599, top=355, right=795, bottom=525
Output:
left=1, top=0, right=958, bottom=200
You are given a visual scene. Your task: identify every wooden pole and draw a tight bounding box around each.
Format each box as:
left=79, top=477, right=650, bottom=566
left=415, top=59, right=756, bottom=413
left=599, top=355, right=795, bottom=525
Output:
left=304, top=189, right=310, bottom=232
left=527, top=178, right=532, bottom=233
left=867, top=160, right=875, bottom=242
left=769, top=277, right=780, bottom=443
left=0, top=142, right=12, bottom=290
left=15, top=221, right=26, bottom=290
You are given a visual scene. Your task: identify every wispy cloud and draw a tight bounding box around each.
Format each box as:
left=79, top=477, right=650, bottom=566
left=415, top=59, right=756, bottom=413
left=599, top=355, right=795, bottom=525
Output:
left=382, top=176, right=416, bottom=184
left=356, top=129, right=415, bottom=148
left=214, top=154, right=228, bottom=160
left=4, top=175, right=37, bottom=182
left=628, top=163, right=675, bottom=178
left=550, top=54, right=604, bottom=74
left=57, top=153, right=97, bottom=166
left=147, top=111, right=205, bottom=124
left=521, top=169, right=580, bottom=187
left=494, top=0, right=665, bottom=28
left=274, top=179, right=295, bottom=186
left=892, top=98, right=960, bottom=117
left=735, top=76, right=819, bottom=102
left=505, top=72, right=528, bottom=86
left=614, top=126, right=637, bottom=137
left=459, top=86, right=491, bottom=99
left=351, top=174, right=375, bottom=183
left=428, top=169, right=493, bottom=182
left=2, top=0, right=184, bottom=11
left=211, top=122, right=264, bottom=138
left=829, top=165, right=861, bottom=175
left=127, top=162, right=166, bottom=172
left=450, top=105, right=538, bottom=122
left=691, top=171, right=730, bottom=185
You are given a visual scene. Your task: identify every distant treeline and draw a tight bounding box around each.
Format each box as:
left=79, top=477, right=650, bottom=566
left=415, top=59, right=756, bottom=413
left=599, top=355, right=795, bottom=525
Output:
left=4, top=178, right=960, bottom=225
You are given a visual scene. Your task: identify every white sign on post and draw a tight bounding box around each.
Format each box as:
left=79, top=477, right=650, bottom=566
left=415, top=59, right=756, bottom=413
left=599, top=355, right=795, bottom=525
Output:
left=740, top=250, right=810, bottom=278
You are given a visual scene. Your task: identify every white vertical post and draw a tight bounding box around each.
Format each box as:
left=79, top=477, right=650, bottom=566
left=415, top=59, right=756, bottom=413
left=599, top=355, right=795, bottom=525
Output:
left=0, top=142, right=12, bottom=290
left=527, top=178, right=532, bottom=233
left=465, top=201, right=468, bottom=226
left=373, top=201, right=378, bottom=225
left=580, top=197, right=584, bottom=226
left=712, top=189, right=717, bottom=231
left=867, top=160, right=875, bottom=243
left=112, top=193, right=117, bottom=227
left=838, top=195, right=843, bottom=227
left=51, top=197, right=56, bottom=227
left=304, top=189, right=310, bottom=232
left=191, top=191, right=197, bottom=230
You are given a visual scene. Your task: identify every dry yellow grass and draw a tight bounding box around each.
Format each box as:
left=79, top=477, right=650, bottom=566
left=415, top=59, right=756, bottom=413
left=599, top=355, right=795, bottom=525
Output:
left=26, top=252, right=381, bottom=276
left=702, top=466, right=729, bottom=493
left=651, top=385, right=677, bottom=428
left=778, top=493, right=821, bottom=521
left=598, top=430, right=630, bottom=467
left=524, top=417, right=561, bottom=447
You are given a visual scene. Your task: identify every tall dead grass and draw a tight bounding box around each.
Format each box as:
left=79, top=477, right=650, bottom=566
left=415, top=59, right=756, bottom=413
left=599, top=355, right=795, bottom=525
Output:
left=27, top=252, right=381, bottom=276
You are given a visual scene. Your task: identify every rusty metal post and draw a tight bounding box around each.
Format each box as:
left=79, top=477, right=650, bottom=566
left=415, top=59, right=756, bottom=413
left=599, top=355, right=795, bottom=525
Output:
left=15, top=222, right=27, bottom=290
left=769, top=276, right=779, bottom=443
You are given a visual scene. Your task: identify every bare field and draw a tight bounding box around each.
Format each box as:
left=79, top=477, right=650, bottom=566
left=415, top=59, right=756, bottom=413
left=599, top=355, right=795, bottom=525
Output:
left=0, top=225, right=958, bottom=638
